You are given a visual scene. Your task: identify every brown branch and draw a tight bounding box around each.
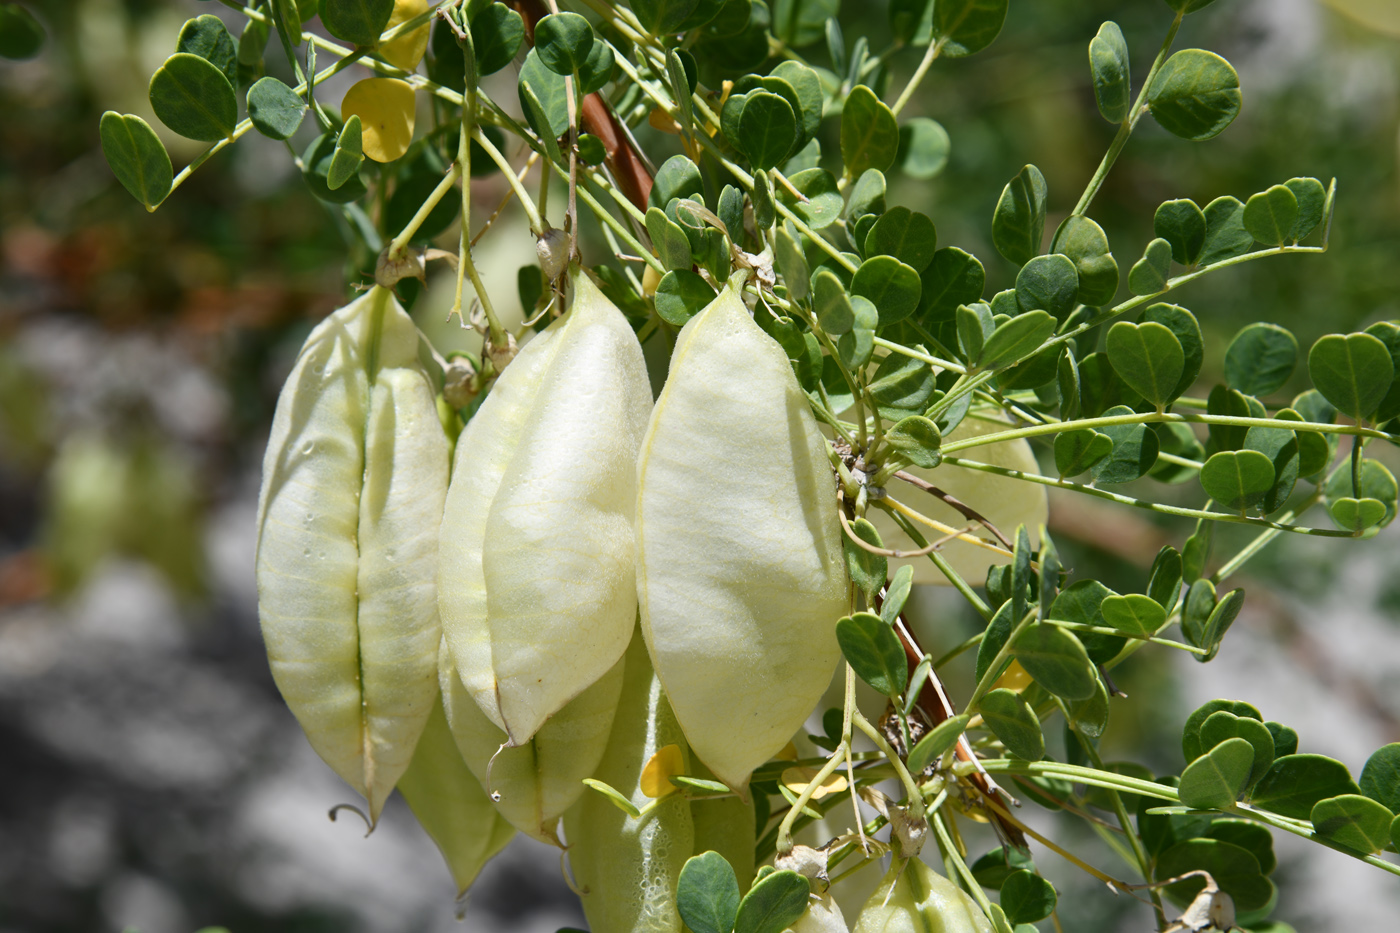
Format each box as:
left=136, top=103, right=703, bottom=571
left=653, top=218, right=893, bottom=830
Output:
left=893, top=469, right=1015, bottom=551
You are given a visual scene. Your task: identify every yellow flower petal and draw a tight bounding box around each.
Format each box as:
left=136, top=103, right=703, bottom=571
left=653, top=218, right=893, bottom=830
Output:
left=380, top=0, right=429, bottom=72
left=781, top=766, right=849, bottom=800
left=342, top=77, right=415, bottom=163
left=640, top=743, right=684, bottom=798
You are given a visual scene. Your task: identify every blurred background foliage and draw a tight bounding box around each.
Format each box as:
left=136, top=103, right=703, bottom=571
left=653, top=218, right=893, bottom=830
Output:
left=1, top=1, right=1399, bottom=931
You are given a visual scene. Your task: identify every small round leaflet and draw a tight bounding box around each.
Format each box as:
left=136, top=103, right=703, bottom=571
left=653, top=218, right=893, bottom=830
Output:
left=98, top=112, right=173, bottom=211
left=247, top=76, right=306, bottom=140
left=149, top=52, right=238, bottom=142
left=342, top=77, right=416, bottom=163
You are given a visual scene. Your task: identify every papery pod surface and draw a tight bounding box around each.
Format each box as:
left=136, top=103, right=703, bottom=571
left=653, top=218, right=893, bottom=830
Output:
left=689, top=759, right=756, bottom=890
left=792, top=894, right=850, bottom=933
left=853, top=859, right=992, bottom=933
left=439, top=636, right=625, bottom=846
left=255, top=286, right=448, bottom=821
left=396, top=694, right=515, bottom=895
left=439, top=273, right=652, bottom=744
left=872, top=416, right=1047, bottom=585
left=564, top=628, right=694, bottom=933
left=636, top=281, right=847, bottom=791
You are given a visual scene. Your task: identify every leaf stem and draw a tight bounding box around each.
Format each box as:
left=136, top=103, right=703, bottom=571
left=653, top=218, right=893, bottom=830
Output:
left=891, top=38, right=946, bottom=116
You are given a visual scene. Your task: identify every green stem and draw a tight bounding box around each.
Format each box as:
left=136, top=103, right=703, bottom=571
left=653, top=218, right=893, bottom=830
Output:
left=470, top=127, right=545, bottom=234
left=852, top=710, right=926, bottom=814
left=964, top=608, right=1037, bottom=714
left=386, top=161, right=461, bottom=255
left=1070, top=12, right=1183, bottom=218
left=940, top=455, right=1354, bottom=537
left=891, top=38, right=947, bottom=116
left=1228, top=803, right=1400, bottom=879
left=884, top=508, right=993, bottom=620
left=974, top=760, right=1180, bottom=801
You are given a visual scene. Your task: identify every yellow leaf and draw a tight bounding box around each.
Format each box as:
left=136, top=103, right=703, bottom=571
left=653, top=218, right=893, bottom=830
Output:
left=781, top=767, right=849, bottom=800
left=640, top=744, right=684, bottom=798
left=775, top=741, right=799, bottom=761
left=380, top=0, right=430, bottom=71
left=342, top=77, right=416, bottom=163
left=992, top=659, right=1033, bottom=693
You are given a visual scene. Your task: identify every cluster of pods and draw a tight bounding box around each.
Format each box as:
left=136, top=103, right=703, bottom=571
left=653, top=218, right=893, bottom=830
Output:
left=254, top=272, right=860, bottom=923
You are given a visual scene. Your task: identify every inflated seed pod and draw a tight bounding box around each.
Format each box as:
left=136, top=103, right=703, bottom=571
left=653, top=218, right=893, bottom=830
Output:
left=792, top=895, right=850, bottom=933
left=853, top=859, right=992, bottom=933
left=635, top=281, right=848, bottom=791
left=689, top=759, right=756, bottom=890
left=439, top=273, right=652, bottom=745
left=396, top=694, right=516, bottom=896
left=439, top=636, right=625, bottom=846
left=564, top=628, right=694, bottom=933
left=871, top=416, right=1047, bottom=586
left=255, top=286, right=449, bottom=822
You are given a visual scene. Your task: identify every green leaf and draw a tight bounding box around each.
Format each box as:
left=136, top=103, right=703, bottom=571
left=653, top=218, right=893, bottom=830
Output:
left=1164, top=0, right=1220, bottom=12
left=1243, top=184, right=1300, bottom=248
left=1092, top=405, right=1161, bottom=485
left=1198, top=195, right=1254, bottom=266
left=471, top=3, right=526, bottom=76
left=1013, top=622, right=1096, bottom=700
left=848, top=168, right=887, bottom=222
left=1015, top=255, right=1079, bottom=322
left=999, top=871, right=1056, bottom=925
left=907, top=714, right=971, bottom=773
left=238, top=17, right=270, bottom=68
left=655, top=270, right=717, bottom=327
left=1312, top=794, right=1394, bottom=854
left=1200, top=711, right=1275, bottom=787
left=1225, top=323, right=1297, bottom=397
left=302, top=130, right=368, bottom=203
left=177, top=15, right=238, bottom=89
left=1205, top=820, right=1277, bottom=875
left=1067, top=678, right=1110, bottom=740
left=772, top=60, right=823, bottom=147
left=0, top=2, right=45, bottom=59
left=844, top=518, right=886, bottom=603
left=839, top=319, right=876, bottom=371
left=971, top=847, right=1036, bottom=890
left=777, top=168, right=842, bottom=228
left=647, top=207, right=693, bottom=272
left=1106, top=321, right=1185, bottom=410
left=1147, top=48, right=1242, bottom=141
left=734, top=869, right=809, bottom=933
left=1200, top=450, right=1275, bottom=512
left=1284, top=176, right=1326, bottom=241
left=992, top=164, right=1047, bottom=266
left=319, top=0, right=394, bottom=47
left=957, top=302, right=993, bottom=363
left=1146, top=546, right=1183, bottom=611
left=1053, top=430, right=1112, bottom=478
left=534, top=13, right=594, bottom=75
left=1182, top=699, right=1263, bottom=763
left=869, top=352, right=935, bottom=413
left=274, top=0, right=303, bottom=48
left=1308, top=333, right=1394, bottom=421
left=919, top=247, right=985, bottom=324
left=896, top=117, right=951, bottom=180
left=737, top=92, right=798, bottom=171
left=933, top=0, right=1009, bottom=57
left=852, top=256, right=921, bottom=326
left=1252, top=754, right=1362, bottom=820
left=1323, top=458, right=1398, bottom=526
left=976, top=601, right=1017, bottom=684
left=387, top=166, right=460, bottom=242
left=1089, top=21, right=1131, bottom=123
left=887, top=416, right=943, bottom=469
left=1180, top=738, right=1254, bottom=809
left=651, top=156, right=705, bottom=211
left=1051, top=215, right=1118, bottom=306
left=327, top=115, right=364, bottom=190
left=980, top=689, right=1045, bottom=760
left=1098, top=593, right=1165, bottom=639
left=771, top=0, right=837, bottom=48
left=841, top=85, right=899, bottom=180
left=1155, top=840, right=1274, bottom=913
left=810, top=270, right=853, bottom=335
left=836, top=612, right=907, bottom=698
left=979, top=311, right=1055, bottom=372
left=1190, top=586, right=1244, bottom=663
left=246, top=76, right=306, bottom=140
left=582, top=778, right=642, bottom=818
left=149, top=53, right=238, bottom=142
left=1359, top=743, right=1400, bottom=813
left=1154, top=199, right=1206, bottom=267
left=1048, top=578, right=1120, bottom=663
left=98, top=112, right=173, bottom=211
left=881, top=565, right=916, bottom=629
left=1328, top=497, right=1386, bottom=534
left=677, top=851, right=741, bottom=933
left=1128, top=237, right=1173, bottom=295
left=1139, top=303, right=1203, bottom=401
left=865, top=208, right=938, bottom=272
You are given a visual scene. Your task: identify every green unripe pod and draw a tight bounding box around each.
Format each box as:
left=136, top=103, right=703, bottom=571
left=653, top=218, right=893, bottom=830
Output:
left=255, top=286, right=449, bottom=822
left=853, top=859, right=992, bottom=933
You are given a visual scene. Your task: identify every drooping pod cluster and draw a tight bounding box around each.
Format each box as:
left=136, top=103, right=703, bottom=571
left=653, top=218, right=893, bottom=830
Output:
left=255, top=286, right=449, bottom=823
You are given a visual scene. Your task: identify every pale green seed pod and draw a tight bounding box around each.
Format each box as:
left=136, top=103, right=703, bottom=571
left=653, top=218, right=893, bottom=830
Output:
left=439, top=274, right=652, bottom=745
left=255, top=286, right=449, bottom=822
left=439, top=636, right=625, bottom=846
left=396, top=694, right=515, bottom=896
left=790, top=895, right=850, bottom=933
left=636, top=282, right=848, bottom=791
left=871, top=416, right=1047, bottom=586
left=853, top=859, right=992, bottom=933
left=564, top=628, right=694, bottom=933
left=689, top=759, right=756, bottom=891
